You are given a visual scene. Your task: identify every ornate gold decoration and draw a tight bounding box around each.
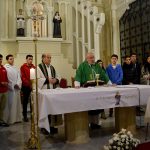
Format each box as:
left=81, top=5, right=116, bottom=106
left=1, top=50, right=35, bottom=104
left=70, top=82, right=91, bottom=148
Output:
left=27, top=1, right=45, bottom=149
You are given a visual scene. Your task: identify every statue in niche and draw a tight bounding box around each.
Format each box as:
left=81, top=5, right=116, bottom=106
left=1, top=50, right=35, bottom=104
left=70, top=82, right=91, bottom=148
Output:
left=16, top=9, right=25, bottom=36
left=53, top=11, right=62, bottom=38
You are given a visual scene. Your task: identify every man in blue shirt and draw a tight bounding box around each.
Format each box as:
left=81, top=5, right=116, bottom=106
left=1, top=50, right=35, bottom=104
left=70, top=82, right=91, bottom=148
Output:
left=106, top=54, right=123, bottom=117
left=106, top=54, right=123, bottom=85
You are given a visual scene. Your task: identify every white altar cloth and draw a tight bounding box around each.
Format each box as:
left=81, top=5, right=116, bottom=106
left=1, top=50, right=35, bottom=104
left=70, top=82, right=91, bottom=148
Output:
left=38, top=85, right=150, bottom=132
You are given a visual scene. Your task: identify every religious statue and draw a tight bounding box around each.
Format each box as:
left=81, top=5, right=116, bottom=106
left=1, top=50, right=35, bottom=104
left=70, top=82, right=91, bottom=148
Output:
left=16, top=9, right=25, bottom=36
left=53, top=12, right=62, bottom=38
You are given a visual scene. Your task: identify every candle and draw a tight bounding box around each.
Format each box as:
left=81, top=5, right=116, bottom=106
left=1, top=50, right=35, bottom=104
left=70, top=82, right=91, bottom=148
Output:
left=30, top=68, right=35, bottom=80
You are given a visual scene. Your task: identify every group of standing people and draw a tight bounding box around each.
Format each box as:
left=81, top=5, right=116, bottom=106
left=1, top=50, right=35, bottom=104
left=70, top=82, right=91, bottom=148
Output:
left=0, top=53, right=60, bottom=134
left=0, top=51, right=149, bottom=134
left=74, top=52, right=150, bottom=128
left=0, top=54, right=22, bottom=126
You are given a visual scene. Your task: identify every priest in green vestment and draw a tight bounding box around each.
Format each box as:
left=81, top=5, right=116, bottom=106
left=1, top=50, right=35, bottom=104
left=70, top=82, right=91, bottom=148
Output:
left=74, top=52, right=111, bottom=129
left=75, top=52, right=109, bottom=87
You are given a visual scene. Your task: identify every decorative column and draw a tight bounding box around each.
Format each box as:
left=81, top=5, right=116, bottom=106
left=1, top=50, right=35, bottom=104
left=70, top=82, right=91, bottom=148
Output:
left=5, top=0, right=9, bottom=38
left=81, top=2, right=85, bottom=60
left=58, top=1, right=61, bottom=13
left=41, top=15, right=47, bottom=37
left=93, top=7, right=100, bottom=61
left=94, top=12, right=105, bottom=61
left=47, top=6, right=54, bottom=38
left=67, top=3, right=72, bottom=40
left=65, top=2, right=69, bottom=41
left=49, top=0, right=53, bottom=6
left=26, top=7, right=32, bottom=37
left=12, top=0, right=16, bottom=38
left=87, top=2, right=92, bottom=51
left=20, top=0, right=24, bottom=9
left=111, top=4, right=120, bottom=57
left=76, top=1, right=80, bottom=66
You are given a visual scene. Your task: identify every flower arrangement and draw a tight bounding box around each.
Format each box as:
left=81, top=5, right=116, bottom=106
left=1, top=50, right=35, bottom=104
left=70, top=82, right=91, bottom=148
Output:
left=104, top=129, right=140, bottom=150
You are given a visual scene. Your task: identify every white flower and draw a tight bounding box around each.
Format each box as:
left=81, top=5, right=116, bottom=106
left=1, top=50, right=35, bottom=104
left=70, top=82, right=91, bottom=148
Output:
left=104, top=145, right=109, bottom=150
left=113, top=133, right=118, bottom=137
left=129, top=134, right=133, bottom=138
left=113, top=137, right=119, bottom=141
left=113, top=146, right=117, bottom=149
left=121, top=128, right=126, bottom=133
left=121, top=135, right=126, bottom=138
left=127, top=131, right=131, bottom=135
left=121, top=139, right=125, bottom=142
left=126, top=146, right=129, bottom=149
left=104, top=129, right=140, bottom=150
left=126, top=141, right=129, bottom=145
left=109, top=139, right=113, bottom=144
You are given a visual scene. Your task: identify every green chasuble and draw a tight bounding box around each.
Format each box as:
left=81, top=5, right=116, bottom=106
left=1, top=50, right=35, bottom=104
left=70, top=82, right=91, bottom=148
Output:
left=75, top=61, right=109, bottom=86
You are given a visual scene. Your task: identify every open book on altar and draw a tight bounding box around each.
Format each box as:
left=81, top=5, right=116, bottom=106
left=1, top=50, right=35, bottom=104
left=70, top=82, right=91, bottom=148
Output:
left=83, top=80, right=105, bottom=87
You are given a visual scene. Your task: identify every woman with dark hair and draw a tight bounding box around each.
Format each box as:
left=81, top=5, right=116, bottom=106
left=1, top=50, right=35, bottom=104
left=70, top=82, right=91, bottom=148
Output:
left=96, top=59, right=106, bottom=71
left=141, top=55, right=150, bottom=85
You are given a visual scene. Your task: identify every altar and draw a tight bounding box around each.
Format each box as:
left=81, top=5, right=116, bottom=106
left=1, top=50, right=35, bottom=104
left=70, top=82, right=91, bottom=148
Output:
left=38, top=85, right=150, bottom=143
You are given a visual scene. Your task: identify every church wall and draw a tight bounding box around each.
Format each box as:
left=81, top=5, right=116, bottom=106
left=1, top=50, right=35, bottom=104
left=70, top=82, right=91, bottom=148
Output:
left=100, top=0, right=112, bottom=65
left=0, top=40, right=75, bottom=85
left=0, top=0, right=137, bottom=84
left=0, top=0, right=75, bottom=85
left=93, top=1, right=112, bottom=64
left=59, top=3, right=66, bottom=40
left=61, top=42, right=73, bottom=64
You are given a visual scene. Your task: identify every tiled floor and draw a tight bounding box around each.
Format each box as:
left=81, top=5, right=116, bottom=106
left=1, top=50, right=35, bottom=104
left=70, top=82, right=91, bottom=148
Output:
left=0, top=113, right=149, bottom=150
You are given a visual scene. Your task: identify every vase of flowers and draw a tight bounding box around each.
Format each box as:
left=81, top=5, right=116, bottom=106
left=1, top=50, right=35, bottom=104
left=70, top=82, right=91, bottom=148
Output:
left=104, top=129, right=140, bottom=150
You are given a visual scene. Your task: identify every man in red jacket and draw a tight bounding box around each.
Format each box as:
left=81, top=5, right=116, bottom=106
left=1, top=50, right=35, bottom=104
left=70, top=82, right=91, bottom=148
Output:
left=20, top=55, right=35, bottom=122
left=0, top=54, right=9, bottom=127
